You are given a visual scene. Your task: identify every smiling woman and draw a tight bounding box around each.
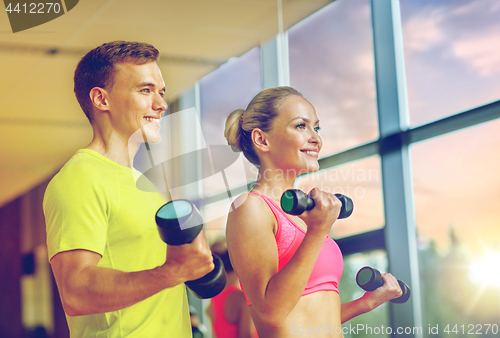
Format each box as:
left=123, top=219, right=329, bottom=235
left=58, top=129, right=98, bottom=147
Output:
left=224, top=86, right=403, bottom=338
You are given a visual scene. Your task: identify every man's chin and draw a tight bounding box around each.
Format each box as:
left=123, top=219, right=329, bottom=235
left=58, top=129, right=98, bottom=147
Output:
left=129, top=130, right=161, bottom=146
left=143, top=134, right=161, bottom=144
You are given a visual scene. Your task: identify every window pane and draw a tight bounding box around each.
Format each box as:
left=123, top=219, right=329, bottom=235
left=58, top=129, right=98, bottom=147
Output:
left=202, top=199, right=232, bottom=245
left=401, top=0, right=500, bottom=126
left=289, top=0, right=378, bottom=156
left=339, top=250, right=390, bottom=338
left=200, top=48, right=261, bottom=196
left=296, top=156, right=384, bottom=239
left=411, top=119, right=500, bottom=329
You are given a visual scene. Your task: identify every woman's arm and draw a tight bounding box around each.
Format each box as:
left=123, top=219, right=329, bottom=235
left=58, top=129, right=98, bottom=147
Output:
left=226, top=190, right=341, bottom=328
left=340, top=272, right=403, bottom=323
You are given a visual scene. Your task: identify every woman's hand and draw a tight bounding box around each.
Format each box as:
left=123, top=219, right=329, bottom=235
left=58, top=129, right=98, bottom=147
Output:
left=298, top=188, right=342, bottom=237
left=361, top=273, right=403, bottom=311
left=341, top=272, right=404, bottom=323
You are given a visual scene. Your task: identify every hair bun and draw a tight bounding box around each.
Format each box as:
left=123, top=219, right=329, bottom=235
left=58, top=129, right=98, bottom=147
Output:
left=224, top=109, right=245, bottom=152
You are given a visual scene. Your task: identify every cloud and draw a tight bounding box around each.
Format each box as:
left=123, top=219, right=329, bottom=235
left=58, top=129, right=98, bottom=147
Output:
left=402, top=8, right=446, bottom=53
left=452, top=28, right=500, bottom=76
left=356, top=51, right=374, bottom=74
left=402, top=0, right=500, bottom=77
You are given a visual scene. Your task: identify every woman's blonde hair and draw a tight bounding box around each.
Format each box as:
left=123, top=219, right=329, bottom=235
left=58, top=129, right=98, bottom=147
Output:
left=224, top=86, right=303, bottom=166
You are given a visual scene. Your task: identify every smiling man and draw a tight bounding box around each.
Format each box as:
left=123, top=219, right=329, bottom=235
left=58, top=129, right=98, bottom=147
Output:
left=43, top=41, right=214, bottom=337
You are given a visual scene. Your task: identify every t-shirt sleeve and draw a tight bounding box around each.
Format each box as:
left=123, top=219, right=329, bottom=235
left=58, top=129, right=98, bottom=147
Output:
left=44, top=167, right=113, bottom=261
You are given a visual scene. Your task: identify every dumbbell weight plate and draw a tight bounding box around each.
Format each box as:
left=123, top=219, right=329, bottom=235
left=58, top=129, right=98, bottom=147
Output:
left=155, top=200, right=203, bottom=245
left=185, top=254, right=227, bottom=299
left=356, top=266, right=383, bottom=292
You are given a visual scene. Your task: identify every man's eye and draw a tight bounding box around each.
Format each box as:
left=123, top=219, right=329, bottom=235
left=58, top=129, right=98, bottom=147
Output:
left=141, top=88, right=150, bottom=93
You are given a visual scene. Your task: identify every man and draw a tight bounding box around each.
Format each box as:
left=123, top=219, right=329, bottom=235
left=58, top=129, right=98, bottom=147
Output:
left=43, top=41, right=214, bottom=337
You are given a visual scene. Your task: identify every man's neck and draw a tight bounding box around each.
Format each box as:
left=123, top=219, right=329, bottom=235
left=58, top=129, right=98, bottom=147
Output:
left=86, top=134, right=139, bottom=168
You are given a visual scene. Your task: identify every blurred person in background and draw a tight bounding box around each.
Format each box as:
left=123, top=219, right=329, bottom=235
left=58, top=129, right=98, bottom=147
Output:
left=207, top=239, right=257, bottom=338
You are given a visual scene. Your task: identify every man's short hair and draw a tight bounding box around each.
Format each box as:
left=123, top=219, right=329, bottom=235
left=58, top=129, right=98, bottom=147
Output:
left=74, top=41, right=160, bottom=123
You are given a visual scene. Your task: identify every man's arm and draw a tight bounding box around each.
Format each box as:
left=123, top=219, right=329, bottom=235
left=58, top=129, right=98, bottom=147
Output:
left=50, top=231, right=214, bottom=316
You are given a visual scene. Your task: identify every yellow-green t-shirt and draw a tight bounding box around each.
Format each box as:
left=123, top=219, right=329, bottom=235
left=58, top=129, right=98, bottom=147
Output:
left=44, top=149, right=191, bottom=337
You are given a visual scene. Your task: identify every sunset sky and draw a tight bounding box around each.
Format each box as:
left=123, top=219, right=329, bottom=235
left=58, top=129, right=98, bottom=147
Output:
left=199, top=0, right=500, bottom=260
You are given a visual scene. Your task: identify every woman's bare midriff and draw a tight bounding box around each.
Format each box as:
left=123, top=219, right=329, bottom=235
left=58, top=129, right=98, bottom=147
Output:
left=250, top=290, right=344, bottom=338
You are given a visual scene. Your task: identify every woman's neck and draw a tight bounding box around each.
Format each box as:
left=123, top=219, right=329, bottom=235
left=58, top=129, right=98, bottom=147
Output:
left=251, top=167, right=298, bottom=202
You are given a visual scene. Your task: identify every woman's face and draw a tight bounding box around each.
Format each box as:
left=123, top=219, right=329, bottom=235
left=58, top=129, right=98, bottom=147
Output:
left=264, top=95, right=322, bottom=174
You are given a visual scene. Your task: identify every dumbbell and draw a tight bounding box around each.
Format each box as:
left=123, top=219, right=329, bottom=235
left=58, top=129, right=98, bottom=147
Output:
left=155, top=199, right=227, bottom=299
left=356, top=266, right=411, bottom=304
left=280, top=189, right=354, bottom=218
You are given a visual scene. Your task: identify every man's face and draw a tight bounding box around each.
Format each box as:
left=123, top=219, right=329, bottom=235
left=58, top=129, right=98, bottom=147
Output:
left=105, top=61, right=167, bottom=144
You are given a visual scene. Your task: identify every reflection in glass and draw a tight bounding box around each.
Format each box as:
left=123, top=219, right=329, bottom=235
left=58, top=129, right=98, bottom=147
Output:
left=289, top=0, right=378, bottom=156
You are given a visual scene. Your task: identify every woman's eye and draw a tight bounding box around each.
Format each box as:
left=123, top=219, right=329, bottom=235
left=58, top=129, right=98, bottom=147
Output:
left=297, top=123, right=306, bottom=129
left=314, top=126, right=321, bottom=133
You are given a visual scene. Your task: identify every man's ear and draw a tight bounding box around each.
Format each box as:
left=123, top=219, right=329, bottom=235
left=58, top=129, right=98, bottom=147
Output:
left=251, top=128, right=270, bottom=153
left=89, top=87, right=110, bottom=112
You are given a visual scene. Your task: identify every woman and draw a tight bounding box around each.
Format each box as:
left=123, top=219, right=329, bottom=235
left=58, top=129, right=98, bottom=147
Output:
left=207, top=239, right=256, bottom=338
left=224, top=87, right=402, bottom=337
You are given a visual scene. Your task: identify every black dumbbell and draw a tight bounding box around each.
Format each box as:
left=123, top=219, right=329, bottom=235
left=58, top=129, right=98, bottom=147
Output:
left=356, top=266, right=411, bottom=304
left=280, top=189, right=354, bottom=218
left=155, top=199, right=227, bottom=299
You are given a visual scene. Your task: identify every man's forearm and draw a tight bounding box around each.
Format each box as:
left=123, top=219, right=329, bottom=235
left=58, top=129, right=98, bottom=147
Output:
left=59, top=264, right=182, bottom=316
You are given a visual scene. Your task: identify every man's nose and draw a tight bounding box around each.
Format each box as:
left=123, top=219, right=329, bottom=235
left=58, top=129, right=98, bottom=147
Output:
left=154, top=93, right=168, bottom=112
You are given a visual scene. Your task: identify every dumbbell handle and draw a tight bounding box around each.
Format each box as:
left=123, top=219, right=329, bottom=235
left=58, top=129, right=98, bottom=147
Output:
left=356, top=266, right=411, bottom=304
left=281, top=189, right=354, bottom=218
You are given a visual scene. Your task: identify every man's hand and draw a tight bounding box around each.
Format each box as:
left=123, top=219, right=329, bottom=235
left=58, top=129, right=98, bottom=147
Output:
left=160, top=229, right=215, bottom=285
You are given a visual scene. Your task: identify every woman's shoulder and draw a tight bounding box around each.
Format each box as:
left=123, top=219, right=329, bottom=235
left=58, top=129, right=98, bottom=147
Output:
left=231, top=192, right=268, bottom=213
left=227, top=192, right=275, bottom=230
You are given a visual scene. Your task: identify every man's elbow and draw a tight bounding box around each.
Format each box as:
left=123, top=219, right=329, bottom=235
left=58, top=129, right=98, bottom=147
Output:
left=61, top=297, right=83, bottom=317
left=63, top=305, right=82, bottom=317
left=60, top=289, right=92, bottom=317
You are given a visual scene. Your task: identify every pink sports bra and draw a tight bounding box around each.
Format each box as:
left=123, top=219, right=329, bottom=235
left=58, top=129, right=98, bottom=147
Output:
left=240, top=192, right=343, bottom=306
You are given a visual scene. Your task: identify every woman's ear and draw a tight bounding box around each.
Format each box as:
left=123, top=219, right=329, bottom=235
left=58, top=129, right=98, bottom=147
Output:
left=251, top=128, right=270, bottom=153
left=89, top=87, right=110, bottom=112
